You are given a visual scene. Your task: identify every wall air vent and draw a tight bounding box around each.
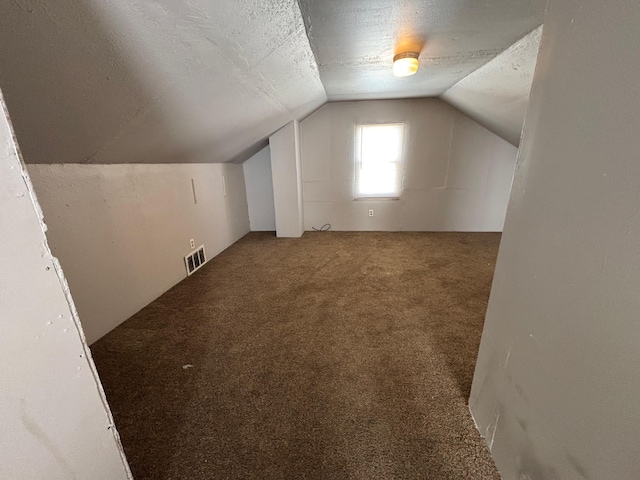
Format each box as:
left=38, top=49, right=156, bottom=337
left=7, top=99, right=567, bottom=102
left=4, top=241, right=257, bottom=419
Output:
left=185, top=245, right=207, bottom=276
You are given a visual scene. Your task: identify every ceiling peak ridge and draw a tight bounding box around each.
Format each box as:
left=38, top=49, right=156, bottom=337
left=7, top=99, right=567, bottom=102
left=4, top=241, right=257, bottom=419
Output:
left=295, top=0, right=328, bottom=102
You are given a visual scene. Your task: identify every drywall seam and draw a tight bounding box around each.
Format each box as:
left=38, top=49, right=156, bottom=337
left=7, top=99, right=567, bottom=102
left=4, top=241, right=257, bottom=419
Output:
left=443, top=114, right=455, bottom=187
left=1, top=94, right=133, bottom=479
left=297, top=101, right=328, bottom=124
left=294, top=119, right=305, bottom=230
left=82, top=103, right=152, bottom=164
left=295, top=0, right=326, bottom=100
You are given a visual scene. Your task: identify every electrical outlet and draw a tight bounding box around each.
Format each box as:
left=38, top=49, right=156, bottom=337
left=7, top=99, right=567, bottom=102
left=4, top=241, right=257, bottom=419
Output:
left=189, top=238, right=195, bottom=249
left=368, top=209, right=374, bottom=217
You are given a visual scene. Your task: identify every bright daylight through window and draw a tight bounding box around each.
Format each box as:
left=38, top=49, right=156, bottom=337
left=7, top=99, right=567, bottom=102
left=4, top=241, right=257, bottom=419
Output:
left=354, top=123, right=406, bottom=199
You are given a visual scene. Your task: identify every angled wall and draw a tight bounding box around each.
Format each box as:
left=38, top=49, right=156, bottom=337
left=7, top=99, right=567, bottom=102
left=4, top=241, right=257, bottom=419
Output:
left=270, top=121, right=305, bottom=237
left=27, top=163, right=250, bottom=344
left=300, top=99, right=517, bottom=232
left=441, top=26, right=543, bottom=147
left=0, top=93, right=131, bottom=479
left=243, top=146, right=276, bottom=231
left=0, top=0, right=326, bottom=166
left=471, top=0, right=640, bottom=479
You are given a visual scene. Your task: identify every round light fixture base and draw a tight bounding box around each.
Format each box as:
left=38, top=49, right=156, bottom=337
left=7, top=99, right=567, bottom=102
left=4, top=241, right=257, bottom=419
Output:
left=393, top=52, right=419, bottom=77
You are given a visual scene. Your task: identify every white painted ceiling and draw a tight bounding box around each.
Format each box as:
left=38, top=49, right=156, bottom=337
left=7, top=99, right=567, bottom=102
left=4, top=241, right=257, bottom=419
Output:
left=0, top=0, right=545, bottom=165
left=298, top=0, right=545, bottom=100
left=0, top=0, right=326, bottom=165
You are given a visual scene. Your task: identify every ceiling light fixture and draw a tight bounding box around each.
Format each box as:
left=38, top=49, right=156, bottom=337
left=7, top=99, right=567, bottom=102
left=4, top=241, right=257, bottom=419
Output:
left=393, top=52, right=419, bottom=77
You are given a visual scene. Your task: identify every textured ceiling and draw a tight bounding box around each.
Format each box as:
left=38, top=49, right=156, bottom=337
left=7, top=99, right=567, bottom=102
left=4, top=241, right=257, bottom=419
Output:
left=298, top=0, right=545, bottom=101
left=0, top=0, right=545, bottom=165
left=442, top=26, right=543, bottom=146
left=0, top=0, right=326, bottom=164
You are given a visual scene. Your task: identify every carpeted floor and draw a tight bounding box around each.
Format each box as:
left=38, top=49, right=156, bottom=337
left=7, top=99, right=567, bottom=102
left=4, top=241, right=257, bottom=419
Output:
left=91, top=231, right=502, bottom=479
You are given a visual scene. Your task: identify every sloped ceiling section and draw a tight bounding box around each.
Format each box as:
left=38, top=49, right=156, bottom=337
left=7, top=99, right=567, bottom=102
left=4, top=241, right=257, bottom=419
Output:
left=0, top=0, right=326, bottom=164
left=298, top=0, right=546, bottom=101
left=441, top=26, right=543, bottom=146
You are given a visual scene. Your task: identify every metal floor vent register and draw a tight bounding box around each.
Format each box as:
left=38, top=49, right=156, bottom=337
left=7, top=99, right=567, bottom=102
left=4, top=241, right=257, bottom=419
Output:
left=185, top=245, right=207, bottom=275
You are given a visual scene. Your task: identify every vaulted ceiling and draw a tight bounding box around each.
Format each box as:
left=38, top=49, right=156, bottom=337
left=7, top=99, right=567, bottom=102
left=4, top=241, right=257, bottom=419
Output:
left=0, top=0, right=545, bottom=165
left=298, top=0, right=544, bottom=101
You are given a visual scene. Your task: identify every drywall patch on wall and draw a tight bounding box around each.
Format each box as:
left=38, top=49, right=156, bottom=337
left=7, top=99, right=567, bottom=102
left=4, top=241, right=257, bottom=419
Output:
left=300, top=98, right=517, bottom=232
left=441, top=26, right=543, bottom=146
left=27, top=163, right=250, bottom=344
left=0, top=90, right=131, bottom=479
left=243, top=146, right=276, bottom=231
left=471, top=0, right=640, bottom=478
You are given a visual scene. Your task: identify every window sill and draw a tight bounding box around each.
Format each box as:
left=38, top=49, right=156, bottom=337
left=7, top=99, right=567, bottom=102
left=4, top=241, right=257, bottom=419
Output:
left=353, top=197, right=400, bottom=201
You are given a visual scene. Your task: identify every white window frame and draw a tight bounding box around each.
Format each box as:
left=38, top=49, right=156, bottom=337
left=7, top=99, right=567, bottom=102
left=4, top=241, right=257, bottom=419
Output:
left=353, top=122, right=406, bottom=200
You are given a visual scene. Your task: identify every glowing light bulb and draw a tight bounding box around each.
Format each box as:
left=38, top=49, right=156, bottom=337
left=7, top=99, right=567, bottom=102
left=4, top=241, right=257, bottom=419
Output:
left=393, top=52, right=419, bottom=77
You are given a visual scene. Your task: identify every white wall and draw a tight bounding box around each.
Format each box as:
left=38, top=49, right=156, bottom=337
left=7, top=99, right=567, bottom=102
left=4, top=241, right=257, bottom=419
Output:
left=28, top=163, right=250, bottom=344
left=471, top=0, right=640, bottom=479
left=270, top=120, right=305, bottom=237
left=243, top=145, right=276, bottom=231
left=0, top=93, right=131, bottom=479
left=300, top=99, right=517, bottom=232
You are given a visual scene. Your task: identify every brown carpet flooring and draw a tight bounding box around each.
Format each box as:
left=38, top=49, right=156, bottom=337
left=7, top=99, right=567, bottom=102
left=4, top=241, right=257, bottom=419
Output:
left=91, top=231, right=502, bottom=479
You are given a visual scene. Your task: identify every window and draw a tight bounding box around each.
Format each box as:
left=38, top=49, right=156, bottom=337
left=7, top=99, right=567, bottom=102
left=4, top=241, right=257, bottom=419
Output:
left=354, top=123, right=406, bottom=199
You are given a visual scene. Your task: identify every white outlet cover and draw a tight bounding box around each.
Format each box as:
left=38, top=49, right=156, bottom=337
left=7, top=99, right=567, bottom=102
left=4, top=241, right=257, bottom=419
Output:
left=190, top=239, right=195, bottom=249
